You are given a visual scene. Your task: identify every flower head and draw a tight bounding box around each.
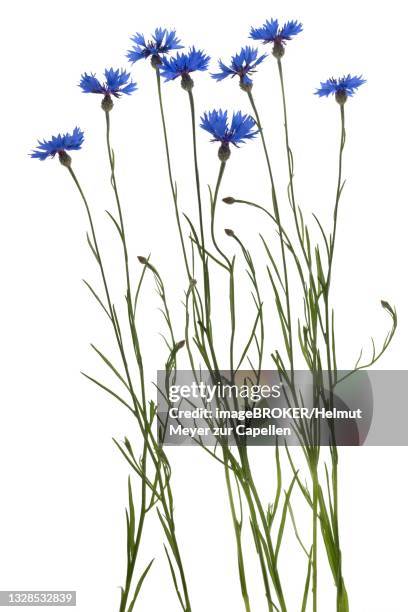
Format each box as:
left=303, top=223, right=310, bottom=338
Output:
left=30, top=127, right=84, bottom=166
left=127, top=28, right=183, bottom=67
left=250, top=19, right=303, bottom=57
left=212, top=46, right=267, bottom=91
left=79, top=68, right=137, bottom=111
left=315, top=74, right=366, bottom=104
left=160, top=47, right=210, bottom=90
left=79, top=68, right=137, bottom=97
left=200, top=109, right=258, bottom=160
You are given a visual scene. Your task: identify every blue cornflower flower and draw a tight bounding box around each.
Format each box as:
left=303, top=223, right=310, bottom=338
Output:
left=127, top=28, right=183, bottom=67
left=30, top=127, right=84, bottom=166
left=159, top=47, right=210, bottom=90
left=250, top=18, right=303, bottom=57
left=315, top=74, right=366, bottom=104
left=79, top=68, right=137, bottom=111
left=200, top=109, right=258, bottom=160
left=212, top=46, right=267, bottom=91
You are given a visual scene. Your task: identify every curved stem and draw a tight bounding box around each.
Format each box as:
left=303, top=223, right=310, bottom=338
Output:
left=210, top=161, right=230, bottom=268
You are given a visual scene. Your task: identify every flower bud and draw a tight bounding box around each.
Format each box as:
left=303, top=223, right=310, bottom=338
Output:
left=218, top=143, right=231, bottom=162
left=224, top=228, right=235, bottom=237
left=335, top=90, right=348, bottom=105
left=381, top=300, right=393, bottom=315
left=58, top=150, right=72, bottom=168
left=101, top=94, right=114, bottom=112
left=223, top=197, right=236, bottom=205
left=181, top=73, right=194, bottom=91
left=137, top=256, right=148, bottom=265
left=272, top=41, right=285, bottom=59
left=175, top=339, right=186, bottom=351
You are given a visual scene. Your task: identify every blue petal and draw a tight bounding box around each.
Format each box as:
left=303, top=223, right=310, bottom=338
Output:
left=249, top=19, right=279, bottom=42
left=79, top=73, right=104, bottom=94
left=279, top=20, right=303, bottom=40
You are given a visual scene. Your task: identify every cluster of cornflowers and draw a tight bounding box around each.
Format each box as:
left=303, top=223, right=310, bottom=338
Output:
left=31, top=20, right=365, bottom=165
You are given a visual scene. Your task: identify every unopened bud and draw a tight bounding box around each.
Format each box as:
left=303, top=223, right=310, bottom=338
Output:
left=175, top=340, right=185, bottom=351
left=223, top=197, right=236, bottom=204
left=335, top=90, right=348, bottom=105
left=101, top=94, right=114, bottom=112
left=224, top=228, right=235, bottom=237
left=137, top=256, right=148, bottom=265
left=218, top=143, right=231, bottom=162
left=58, top=150, right=72, bottom=168
left=181, top=73, right=194, bottom=91
left=381, top=300, right=393, bottom=315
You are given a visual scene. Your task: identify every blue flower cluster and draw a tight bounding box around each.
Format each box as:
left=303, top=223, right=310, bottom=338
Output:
left=31, top=20, right=367, bottom=163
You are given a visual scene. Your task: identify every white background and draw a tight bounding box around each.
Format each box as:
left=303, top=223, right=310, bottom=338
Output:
left=1, top=0, right=407, bottom=610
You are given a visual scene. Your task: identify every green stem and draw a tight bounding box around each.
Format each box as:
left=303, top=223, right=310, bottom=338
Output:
left=243, top=458, right=287, bottom=612
left=187, top=90, right=206, bottom=263
left=276, top=59, right=313, bottom=274
left=105, top=111, right=150, bottom=612
left=66, top=165, right=190, bottom=612
left=325, top=103, right=348, bottom=612
left=276, top=58, right=322, bottom=612
left=328, top=104, right=346, bottom=281
left=210, top=161, right=229, bottom=268
left=154, top=73, right=194, bottom=611
left=223, top=450, right=251, bottom=612
left=155, top=69, right=191, bottom=280
left=187, top=89, right=212, bottom=337
left=247, top=90, right=294, bottom=379
left=105, top=110, right=147, bottom=393
left=312, top=463, right=318, bottom=612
